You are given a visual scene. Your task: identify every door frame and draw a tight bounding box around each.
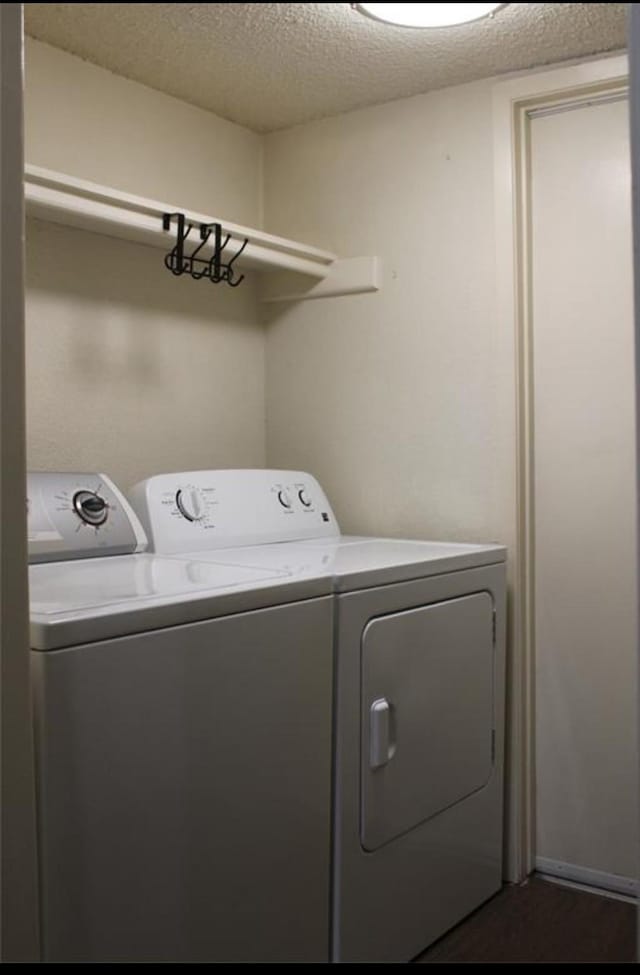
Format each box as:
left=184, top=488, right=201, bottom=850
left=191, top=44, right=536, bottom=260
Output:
left=0, top=2, right=40, bottom=961
left=492, top=54, right=629, bottom=883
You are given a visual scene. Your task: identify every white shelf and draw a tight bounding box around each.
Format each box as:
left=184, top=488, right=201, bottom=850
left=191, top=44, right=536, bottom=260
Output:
left=24, top=165, right=380, bottom=301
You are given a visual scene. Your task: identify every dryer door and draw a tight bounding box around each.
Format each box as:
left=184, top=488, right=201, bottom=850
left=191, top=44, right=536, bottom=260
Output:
left=361, top=592, right=494, bottom=851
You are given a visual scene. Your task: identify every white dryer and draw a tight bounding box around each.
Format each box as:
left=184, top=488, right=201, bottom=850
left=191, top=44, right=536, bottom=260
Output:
left=28, top=472, right=334, bottom=963
left=130, top=469, right=507, bottom=963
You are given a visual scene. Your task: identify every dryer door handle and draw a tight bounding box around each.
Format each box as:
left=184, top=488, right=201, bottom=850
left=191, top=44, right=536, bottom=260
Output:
left=369, top=697, right=396, bottom=770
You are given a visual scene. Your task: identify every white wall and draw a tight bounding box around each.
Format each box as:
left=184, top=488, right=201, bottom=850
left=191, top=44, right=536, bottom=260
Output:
left=25, top=38, right=262, bottom=224
left=26, top=220, right=265, bottom=488
left=263, top=80, right=513, bottom=547
left=24, top=40, right=266, bottom=489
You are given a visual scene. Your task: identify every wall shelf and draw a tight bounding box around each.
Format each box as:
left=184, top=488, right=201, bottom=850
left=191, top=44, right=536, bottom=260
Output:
left=24, top=165, right=380, bottom=301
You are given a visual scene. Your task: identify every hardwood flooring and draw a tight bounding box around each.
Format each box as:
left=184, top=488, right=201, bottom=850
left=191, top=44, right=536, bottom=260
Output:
left=415, top=876, right=636, bottom=964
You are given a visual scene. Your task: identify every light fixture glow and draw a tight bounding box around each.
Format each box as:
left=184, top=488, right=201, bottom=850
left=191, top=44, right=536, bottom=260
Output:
left=354, top=3, right=506, bottom=28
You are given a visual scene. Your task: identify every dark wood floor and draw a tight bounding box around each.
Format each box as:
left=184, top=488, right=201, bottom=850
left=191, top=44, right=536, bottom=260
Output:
left=415, top=876, right=637, bottom=964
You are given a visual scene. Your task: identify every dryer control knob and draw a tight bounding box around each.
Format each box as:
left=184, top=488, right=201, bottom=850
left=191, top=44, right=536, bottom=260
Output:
left=73, top=490, right=108, bottom=527
left=298, top=489, right=312, bottom=508
left=277, top=489, right=293, bottom=509
left=176, top=488, right=205, bottom=522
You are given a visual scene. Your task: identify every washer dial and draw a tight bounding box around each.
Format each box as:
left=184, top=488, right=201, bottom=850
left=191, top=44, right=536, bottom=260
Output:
left=73, top=490, right=108, bottom=527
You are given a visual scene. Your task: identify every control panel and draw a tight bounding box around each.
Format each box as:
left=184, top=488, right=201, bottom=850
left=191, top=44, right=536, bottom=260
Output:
left=28, top=472, right=147, bottom=564
left=129, top=470, right=340, bottom=554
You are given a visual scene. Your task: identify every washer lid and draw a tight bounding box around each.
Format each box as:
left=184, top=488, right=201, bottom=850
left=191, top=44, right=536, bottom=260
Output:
left=29, top=553, right=331, bottom=650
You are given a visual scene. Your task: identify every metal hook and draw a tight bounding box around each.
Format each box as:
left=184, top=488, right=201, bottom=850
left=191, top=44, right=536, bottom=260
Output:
left=162, top=214, right=248, bottom=289
left=187, top=226, right=216, bottom=279
left=163, top=213, right=194, bottom=275
left=224, top=266, right=245, bottom=288
left=223, top=236, right=248, bottom=287
left=199, top=222, right=232, bottom=282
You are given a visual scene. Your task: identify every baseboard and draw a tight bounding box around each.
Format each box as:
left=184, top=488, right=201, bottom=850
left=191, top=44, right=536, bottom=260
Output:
left=535, top=857, right=638, bottom=898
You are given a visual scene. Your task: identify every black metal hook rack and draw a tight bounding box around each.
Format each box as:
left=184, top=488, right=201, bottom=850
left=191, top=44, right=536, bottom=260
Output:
left=162, top=212, right=249, bottom=288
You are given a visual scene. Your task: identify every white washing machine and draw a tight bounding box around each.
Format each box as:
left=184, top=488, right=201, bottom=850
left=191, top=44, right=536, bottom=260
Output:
left=130, top=469, right=507, bottom=963
left=28, top=472, right=334, bottom=963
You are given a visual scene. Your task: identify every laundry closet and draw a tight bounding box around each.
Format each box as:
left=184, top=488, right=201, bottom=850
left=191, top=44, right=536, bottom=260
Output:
left=2, top=2, right=637, bottom=964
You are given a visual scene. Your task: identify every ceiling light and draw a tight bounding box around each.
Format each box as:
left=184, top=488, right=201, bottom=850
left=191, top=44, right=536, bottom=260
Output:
left=353, top=3, right=507, bottom=28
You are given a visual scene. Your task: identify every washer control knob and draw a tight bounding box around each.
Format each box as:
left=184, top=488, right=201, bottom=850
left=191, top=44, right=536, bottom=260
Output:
left=298, top=489, right=312, bottom=508
left=176, top=488, right=206, bottom=522
left=73, top=490, right=108, bottom=527
left=277, top=489, right=293, bottom=509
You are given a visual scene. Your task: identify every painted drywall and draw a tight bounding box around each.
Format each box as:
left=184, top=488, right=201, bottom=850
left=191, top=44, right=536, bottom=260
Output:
left=25, top=37, right=262, bottom=225
left=263, top=79, right=512, bottom=547
left=24, top=40, right=265, bottom=491
left=26, top=219, right=265, bottom=489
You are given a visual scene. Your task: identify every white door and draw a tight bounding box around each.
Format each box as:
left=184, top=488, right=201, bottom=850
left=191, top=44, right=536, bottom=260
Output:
left=531, top=95, right=638, bottom=888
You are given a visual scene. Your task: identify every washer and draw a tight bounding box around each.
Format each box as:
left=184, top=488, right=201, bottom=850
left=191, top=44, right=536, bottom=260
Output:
left=130, top=469, right=507, bottom=963
left=28, top=472, right=334, bottom=963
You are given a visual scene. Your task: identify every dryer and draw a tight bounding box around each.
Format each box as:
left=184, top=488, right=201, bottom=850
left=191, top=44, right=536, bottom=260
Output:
left=28, top=472, right=334, bottom=963
left=130, top=469, right=507, bottom=963
left=328, top=540, right=505, bottom=962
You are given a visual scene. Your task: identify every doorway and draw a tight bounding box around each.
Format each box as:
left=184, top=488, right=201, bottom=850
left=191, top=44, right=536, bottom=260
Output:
left=493, top=56, right=634, bottom=887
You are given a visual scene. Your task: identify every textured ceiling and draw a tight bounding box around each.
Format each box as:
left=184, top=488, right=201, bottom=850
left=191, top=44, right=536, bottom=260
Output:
left=25, top=3, right=628, bottom=133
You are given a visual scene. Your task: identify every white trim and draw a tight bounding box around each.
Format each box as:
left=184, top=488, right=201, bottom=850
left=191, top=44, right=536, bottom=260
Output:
left=24, top=164, right=380, bottom=301
left=492, top=54, right=628, bottom=886
left=527, top=90, right=628, bottom=120
left=630, top=2, right=640, bottom=959
left=260, top=256, right=381, bottom=302
left=25, top=163, right=337, bottom=278
left=536, top=857, right=638, bottom=898
left=0, top=4, right=40, bottom=961
left=537, top=873, right=637, bottom=905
